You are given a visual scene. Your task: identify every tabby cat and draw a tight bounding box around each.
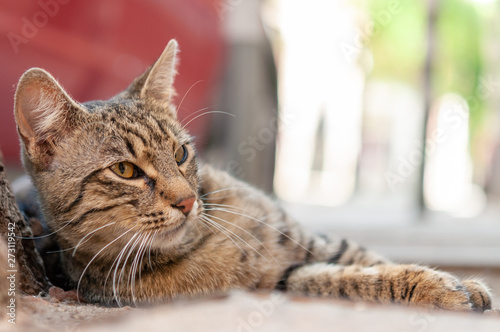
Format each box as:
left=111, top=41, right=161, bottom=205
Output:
left=13, top=40, right=492, bottom=310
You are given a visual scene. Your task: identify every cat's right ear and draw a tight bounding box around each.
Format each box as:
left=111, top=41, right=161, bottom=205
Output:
left=114, top=40, right=179, bottom=117
left=14, top=68, right=84, bottom=167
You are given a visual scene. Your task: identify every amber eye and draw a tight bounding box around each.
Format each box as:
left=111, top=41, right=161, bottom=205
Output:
left=175, top=145, right=188, bottom=165
left=110, top=162, right=137, bottom=179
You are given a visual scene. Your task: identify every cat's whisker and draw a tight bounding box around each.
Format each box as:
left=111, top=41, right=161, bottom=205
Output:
left=176, top=80, right=205, bottom=115
left=139, top=230, right=158, bottom=296
left=182, top=111, right=235, bottom=130
left=200, top=215, right=247, bottom=255
left=131, top=233, right=151, bottom=305
left=124, top=234, right=141, bottom=303
left=112, top=232, right=140, bottom=306
left=179, top=105, right=212, bottom=125
left=147, top=229, right=160, bottom=271
left=99, top=224, right=144, bottom=301
left=200, top=187, right=239, bottom=200
left=136, top=232, right=153, bottom=298
left=15, top=213, right=80, bottom=240
left=47, top=220, right=120, bottom=255
left=105, top=243, right=130, bottom=303
left=119, top=229, right=151, bottom=306
left=198, top=220, right=218, bottom=237
left=108, top=231, right=139, bottom=305
left=207, top=205, right=312, bottom=255
left=123, top=233, right=144, bottom=287
left=192, top=217, right=205, bottom=239
left=112, top=240, right=136, bottom=306
left=77, top=227, right=136, bottom=304
left=204, top=205, right=312, bottom=254
left=200, top=214, right=268, bottom=262
left=129, top=233, right=147, bottom=305
left=202, top=212, right=276, bottom=262
left=140, top=233, right=153, bottom=286
left=197, top=221, right=221, bottom=248
left=203, top=202, right=249, bottom=211
left=45, top=247, right=73, bottom=254
left=72, top=222, right=117, bottom=257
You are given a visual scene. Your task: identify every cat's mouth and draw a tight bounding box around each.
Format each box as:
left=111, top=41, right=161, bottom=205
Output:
left=159, top=219, right=187, bottom=238
left=140, top=203, right=199, bottom=249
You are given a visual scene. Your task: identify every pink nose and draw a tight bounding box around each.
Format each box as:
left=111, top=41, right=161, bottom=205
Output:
left=174, top=196, right=196, bottom=215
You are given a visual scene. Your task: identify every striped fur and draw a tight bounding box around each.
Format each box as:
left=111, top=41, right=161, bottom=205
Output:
left=13, top=40, right=492, bottom=311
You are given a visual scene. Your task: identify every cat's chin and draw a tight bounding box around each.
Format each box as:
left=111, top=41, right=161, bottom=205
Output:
left=150, top=217, right=191, bottom=251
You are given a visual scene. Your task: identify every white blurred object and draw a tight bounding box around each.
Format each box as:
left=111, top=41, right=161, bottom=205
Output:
left=274, top=0, right=364, bottom=206
left=361, top=80, right=423, bottom=203
left=424, top=94, right=486, bottom=217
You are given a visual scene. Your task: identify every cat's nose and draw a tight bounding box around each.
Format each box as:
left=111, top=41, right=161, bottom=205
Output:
left=173, top=196, right=196, bottom=215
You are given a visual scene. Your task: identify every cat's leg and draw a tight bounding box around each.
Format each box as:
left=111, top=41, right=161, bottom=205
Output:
left=302, top=234, right=390, bottom=267
left=279, top=234, right=492, bottom=311
left=277, top=262, right=492, bottom=311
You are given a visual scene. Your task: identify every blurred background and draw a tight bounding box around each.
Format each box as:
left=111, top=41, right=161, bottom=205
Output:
left=1, top=0, right=499, bottom=275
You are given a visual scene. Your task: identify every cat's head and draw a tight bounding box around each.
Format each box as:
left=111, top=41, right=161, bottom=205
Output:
left=13, top=40, right=201, bottom=255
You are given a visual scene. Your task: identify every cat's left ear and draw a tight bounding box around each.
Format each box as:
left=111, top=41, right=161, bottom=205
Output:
left=14, top=68, right=85, bottom=167
left=117, top=39, right=179, bottom=117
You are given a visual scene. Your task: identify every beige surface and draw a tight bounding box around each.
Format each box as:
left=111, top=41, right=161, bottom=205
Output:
left=83, top=294, right=500, bottom=332
left=2, top=287, right=499, bottom=332
left=1, top=267, right=499, bottom=331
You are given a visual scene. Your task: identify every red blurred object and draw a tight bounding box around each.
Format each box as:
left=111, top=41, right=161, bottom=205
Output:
left=0, top=0, right=224, bottom=165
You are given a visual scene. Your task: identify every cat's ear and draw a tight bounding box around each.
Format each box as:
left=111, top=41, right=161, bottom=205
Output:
left=141, top=39, right=179, bottom=106
left=14, top=68, right=84, bottom=166
left=116, top=39, right=179, bottom=117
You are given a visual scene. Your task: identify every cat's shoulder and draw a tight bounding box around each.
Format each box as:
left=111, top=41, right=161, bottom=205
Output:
left=198, top=163, right=245, bottom=192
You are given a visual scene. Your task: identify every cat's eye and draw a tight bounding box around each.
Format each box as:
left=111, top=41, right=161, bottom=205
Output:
left=175, top=145, right=188, bottom=165
left=110, top=162, right=139, bottom=179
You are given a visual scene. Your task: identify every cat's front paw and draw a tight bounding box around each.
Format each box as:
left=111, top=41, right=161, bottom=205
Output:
left=400, top=266, right=491, bottom=312
left=461, top=279, right=492, bottom=311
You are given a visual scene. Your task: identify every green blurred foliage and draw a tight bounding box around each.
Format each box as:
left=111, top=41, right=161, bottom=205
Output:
left=433, top=0, right=483, bottom=137
left=367, top=0, right=426, bottom=83
left=366, top=0, right=485, bottom=140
